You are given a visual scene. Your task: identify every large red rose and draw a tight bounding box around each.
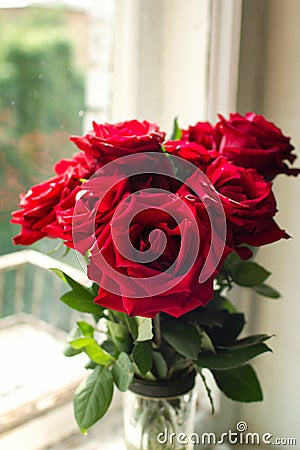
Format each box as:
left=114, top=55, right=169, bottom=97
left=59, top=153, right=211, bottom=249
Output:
left=70, top=119, right=165, bottom=162
left=217, top=112, right=300, bottom=180
left=202, top=156, right=289, bottom=255
left=87, top=189, right=230, bottom=318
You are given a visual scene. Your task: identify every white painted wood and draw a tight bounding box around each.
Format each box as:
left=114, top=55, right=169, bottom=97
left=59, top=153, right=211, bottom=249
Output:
left=111, top=0, right=211, bottom=130
left=0, top=250, right=90, bottom=286
left=207, top=0, right=243, bottom=121
left=111, top=0, right=141, bottom=121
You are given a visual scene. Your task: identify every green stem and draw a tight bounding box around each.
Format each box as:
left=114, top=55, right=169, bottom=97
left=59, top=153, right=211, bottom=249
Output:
left=153, top=314, right=162, bottom=348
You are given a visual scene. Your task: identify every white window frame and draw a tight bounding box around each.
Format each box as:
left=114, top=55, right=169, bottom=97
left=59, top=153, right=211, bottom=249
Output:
left=207, top=0, right=243, bottom=121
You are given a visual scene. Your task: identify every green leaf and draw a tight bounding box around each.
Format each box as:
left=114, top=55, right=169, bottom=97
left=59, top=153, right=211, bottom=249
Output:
left=64, top=324, right=83, bottom=357
left=69, top=337, right=95, bottom=349
left=51, top=268, right=104, bottom=316
left=170, top=117, right=182, bottom=140
left=112, top=352, right=134, bottom=392
left=133, top=341, right=153, bottom=376
left=107, top=320, right=132, bottom=353
left=85, top=360, right=97, bottom=370
left=199, top=328, right=216, bottom=353
left=197, top=343, right=271, bottom=370
left=101, top=340, right=115, bottom=356
left=136, top=317, right=153, bottom=342
left=91, top=282, right=99, bottom=297
left=212, top=364, right=263, bottom=402
left=60, top=290, right=103, bottom=315
left=210, top=295, right=237, bottom=314
left=74, top=366, right=114, bottom=432
left=84, top=343, right=114, bottom=366
left=218, top=334, right=272, bottom=350
left=225, top=251, right=241, bottom=267
left=69, top=337, right=114, bottom=366
left=152, top=351, right=168, bottom=379
left=253, top=284, right=281, bottom=299
left=77, top=321, right=94, bottom=337
left=51, top=267, right=68, bottom=283
left=184, top=306, right=227, bottom=327
left=220, top=313, right=245, bottom=343
left=232, top=262, right=270, bottom=287
left=162, top=319, right=202, bottom=359
left=64, top=345, right=82, bottom=357
left=133, top=363, right=156, bottom=381
left=123, top=315, right=138, bottom=341
left=51, top=268, right=89, bottom=292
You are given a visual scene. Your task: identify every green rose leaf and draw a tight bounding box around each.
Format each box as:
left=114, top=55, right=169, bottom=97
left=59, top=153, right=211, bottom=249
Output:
left=184, top=306, right=227, bottom=328
left=152, top=351, right=168, bottom=379
left=64, top=324, right=82, bottom=357
left=107, top=320, right=132, bottom=354
left=60, top=290, right=104, bottom=315
left=212, top=364, right=263, bottom=402
left=123, top=315, right=138, bottom=341
left=69, top=337, right=95, bottom=349
left=51, top=268, right=104, bottom=316
left=170, top=117, right=182, bottom=140
left=69, top=337, right=114, bottom=366
left=64, top=345, right=82, bottom=357
left=221, top=313, right=245, bottom=343
left=77, top=321, right=94, bottom=337
left=74, top=365, right=114, bottom=432
left=225, top=251, right=241, bottom=268
left=162, top=319, right=202, bottom=359
left=197, top=343, right=271, bottom=370
left=112, top=352, right=134, bottom=392
left=253, top=284, right=281, bottom=299
left=209, top=294, right=237, bottom=314
left=232, top=262, right=270, bottom=287
left=218, top=334, right=272, bottom=350
left=133, top=341, right=153, bottom=376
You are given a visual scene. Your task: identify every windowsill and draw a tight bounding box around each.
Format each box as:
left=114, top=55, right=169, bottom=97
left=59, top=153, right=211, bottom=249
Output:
left=43, top=394, right=125, bottom=450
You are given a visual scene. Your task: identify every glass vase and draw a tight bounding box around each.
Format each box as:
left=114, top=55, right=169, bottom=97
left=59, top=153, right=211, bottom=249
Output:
left=123, top=372, right=197, bottom=450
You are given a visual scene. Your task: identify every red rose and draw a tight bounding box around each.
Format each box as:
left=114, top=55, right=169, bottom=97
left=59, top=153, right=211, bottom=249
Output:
left=164, top=139, right=215, bottom=169
left=11, top=152, right=96, bottom=246
left=71, top=152, right=179, bottom=255
left=217, top=112, right=300, bottom=180
left=181, top=121, right=220, bottom=150
left=203, top=156, right=289, bottom=254
left=70, top=119, right=165, bottom=162
left=87, top=189, right=230, bottom=318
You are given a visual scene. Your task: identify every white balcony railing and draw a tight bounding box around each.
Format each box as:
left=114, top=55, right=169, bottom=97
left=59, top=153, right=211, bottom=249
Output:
left=0, top=250, right=90, bottom=330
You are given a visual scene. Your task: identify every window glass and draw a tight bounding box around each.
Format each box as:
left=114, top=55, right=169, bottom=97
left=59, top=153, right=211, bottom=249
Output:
left=0, top=0, right=115, bottom=256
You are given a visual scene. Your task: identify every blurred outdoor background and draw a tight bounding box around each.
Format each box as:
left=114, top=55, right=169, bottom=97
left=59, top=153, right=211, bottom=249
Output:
left=0, top=0, right=300, bottom=449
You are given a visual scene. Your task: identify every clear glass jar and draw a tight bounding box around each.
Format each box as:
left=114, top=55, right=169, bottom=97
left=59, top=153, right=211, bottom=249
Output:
left=123, top=375, right=197, bottom=450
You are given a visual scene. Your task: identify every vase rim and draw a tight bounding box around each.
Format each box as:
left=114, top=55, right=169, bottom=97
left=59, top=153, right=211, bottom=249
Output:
left=129, top=370, right=196, bottom=398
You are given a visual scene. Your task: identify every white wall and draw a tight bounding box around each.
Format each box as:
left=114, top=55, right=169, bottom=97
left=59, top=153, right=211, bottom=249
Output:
left=238, top=0, right=300, bottom=443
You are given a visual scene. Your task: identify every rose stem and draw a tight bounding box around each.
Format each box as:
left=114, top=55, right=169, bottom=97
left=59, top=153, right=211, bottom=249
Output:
left=153, top=314, right=162, bottom=348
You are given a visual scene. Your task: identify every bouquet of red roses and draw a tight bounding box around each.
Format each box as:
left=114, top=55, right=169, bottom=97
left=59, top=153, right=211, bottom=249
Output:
left=12, top=113, right=299, bottom=433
